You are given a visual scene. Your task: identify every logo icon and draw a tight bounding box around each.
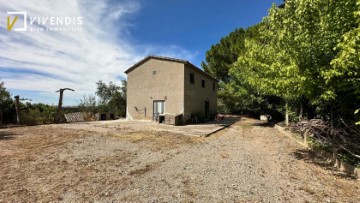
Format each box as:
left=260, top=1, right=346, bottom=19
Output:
left=7, top=12, right=27, bottom=32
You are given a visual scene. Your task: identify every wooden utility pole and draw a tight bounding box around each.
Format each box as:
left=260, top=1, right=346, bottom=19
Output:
left=14, top=95, right=21, bottom=125
left=56, top=88, right=74, bottom=123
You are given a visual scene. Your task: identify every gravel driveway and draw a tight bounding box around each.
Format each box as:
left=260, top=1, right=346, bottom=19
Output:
left=0, top=118, right=359, bottom=202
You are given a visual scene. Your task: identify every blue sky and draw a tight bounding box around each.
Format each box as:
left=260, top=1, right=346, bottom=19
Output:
left=131, top=0, right=282, bottom=66
left=0, top=0, right=282, bottom=105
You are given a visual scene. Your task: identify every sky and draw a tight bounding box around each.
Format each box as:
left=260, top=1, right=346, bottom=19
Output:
left=0, top=0, right=282, bottom=106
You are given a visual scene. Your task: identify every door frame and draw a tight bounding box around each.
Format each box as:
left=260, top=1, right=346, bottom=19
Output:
left=153, top=100, right=165, bottom=121
left=204, top=100, right=210, bottom=118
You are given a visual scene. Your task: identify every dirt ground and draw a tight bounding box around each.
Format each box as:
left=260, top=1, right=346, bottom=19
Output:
left=0, top=118, right=359, bottom=202
left=51, top=116, right=239, bottom=137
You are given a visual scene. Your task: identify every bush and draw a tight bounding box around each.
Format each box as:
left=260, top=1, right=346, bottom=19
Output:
left=20, top=103, right=56, bottom=125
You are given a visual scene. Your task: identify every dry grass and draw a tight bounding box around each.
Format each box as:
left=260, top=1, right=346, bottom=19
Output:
left=0, top=126, right=89, bottom=157
left=299, top=185, right=316, bottom=195
left=181, top=177, right=196, bottom=198
left=0, top=125, right=207, bottom=202
left=110, top=130, right=203, bottom=151
left=128, top=164, right=152, bottom=176
left=0, top=127, right=125, bottom=201
left=220, top=153, right=230, bottom=158
left=1, top=119, right=359, bottom=202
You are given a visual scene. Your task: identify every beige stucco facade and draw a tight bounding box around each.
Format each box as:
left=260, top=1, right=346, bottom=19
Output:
left=184, top=64, right=217, bottom=120
left=125, top=56, right=217, bottom=122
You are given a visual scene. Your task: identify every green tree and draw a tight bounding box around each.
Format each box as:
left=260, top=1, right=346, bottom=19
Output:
left=231, top=36, right=304, bottom=126
left=277, top=0, right=359, bottom=124
left=0, top=82, right=14, bottom=125
left=0, top=82, right=11, bottom=105
left=239, top=0, right=358, bottom=124
left=204, top=0, right=360, bottom=125
left=79, top=95, right=97, bottom=112
left=330, top=0, right=360, bottom=124
left=96, top=80, right=127, bottom=117
left=201, top=28, right=246, bottom=83
left=203, top=25, right=269, bottom=114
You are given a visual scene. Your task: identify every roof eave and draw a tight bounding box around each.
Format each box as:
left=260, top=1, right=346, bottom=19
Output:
left=124, top=55, right=219, bottom=82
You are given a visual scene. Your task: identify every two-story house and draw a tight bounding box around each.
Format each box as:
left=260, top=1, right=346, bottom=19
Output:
left=125, top=56, right=217, bottom=123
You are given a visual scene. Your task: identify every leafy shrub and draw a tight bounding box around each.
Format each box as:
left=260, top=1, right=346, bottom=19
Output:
left=20, top=103, right=56, bottom=125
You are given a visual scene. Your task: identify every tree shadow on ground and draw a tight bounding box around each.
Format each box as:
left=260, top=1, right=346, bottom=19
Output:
left=0, top=131, right=16, bottom=140
left=292, top=149, right=358, bottom=180
left=251, top=122, right=275, bottom=128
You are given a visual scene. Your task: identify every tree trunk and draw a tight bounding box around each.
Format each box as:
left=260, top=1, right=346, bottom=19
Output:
left=299, top=102, right=303, bottom=121
left=330, top=108, right=334, bottom=129
left=14, top=95, right=21, bottom=125
left=0, top=109, right=3, bottom=126
left=285, top=101, right=289, bottom=127
left=56, top=91, right=64, bottom=123
left=56, top=88, right=75, bottom=123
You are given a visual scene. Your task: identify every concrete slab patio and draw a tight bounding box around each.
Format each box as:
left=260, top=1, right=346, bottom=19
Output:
left=54, top=116, right=240, bottom=137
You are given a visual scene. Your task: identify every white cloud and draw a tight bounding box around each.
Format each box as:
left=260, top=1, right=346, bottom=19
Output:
left=0, top=0, right=197, bottom=104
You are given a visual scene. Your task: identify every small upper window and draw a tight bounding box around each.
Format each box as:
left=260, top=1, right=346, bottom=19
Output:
left=213, top=83, right=216, bottom=92
left=152, top=70, right=157, bottom=75
left=201, top=79, right=205, bottom=88
left=190, top=73, right=195, bottom=84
